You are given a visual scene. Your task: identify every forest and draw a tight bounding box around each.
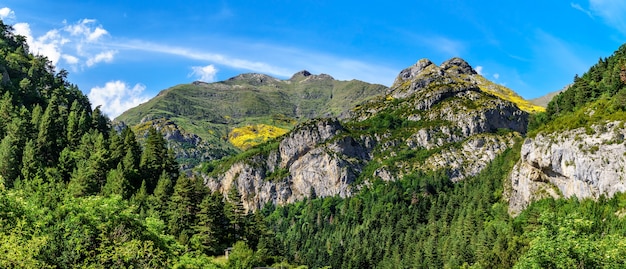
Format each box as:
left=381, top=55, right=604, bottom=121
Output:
left=1, top=18, right=626, bottom=268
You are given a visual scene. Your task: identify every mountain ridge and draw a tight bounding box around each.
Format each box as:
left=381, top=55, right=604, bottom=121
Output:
left=115, top=71, right=388, bottom=168
left=202, top=57, right=530, bottom=211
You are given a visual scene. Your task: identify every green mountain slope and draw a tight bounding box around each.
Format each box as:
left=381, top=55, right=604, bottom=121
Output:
left=202, top=57, right=529, bottom=211
left=116, top=71, right=388, bottom=167
left=201, top=56, right=626, bottom=268
left=529, top=87, right=566, bottom=107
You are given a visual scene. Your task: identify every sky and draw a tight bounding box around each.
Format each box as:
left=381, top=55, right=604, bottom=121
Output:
left=0, top=1, right=625, bottom=118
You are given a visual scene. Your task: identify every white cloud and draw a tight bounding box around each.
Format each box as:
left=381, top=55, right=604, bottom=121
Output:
left=9, top=10, right=114, bottom=69
left=110, top=40, right=293, bottom=77
left=87, top=27, right=108, bottom=42
left=0, top=7, right=15, bottom=21
left=86, top=50, right=117, bottom=67
left=64, top=19, right=108, bottom=42
left=589, top=0, right=626, bottom=34
left=13, top=23, right=63, bottom=65
left=493, top=73, right=500, bottom=80
left=88, top=81, right=151, bottom=118
left=475, top=66, right=484, bottom=75
left=191, top=64, right=218, bottom=82
left=62, top=54, right=79, bottom=64
left=571, top=2, right=594, bottom=18
left=109, top=39, right=398, bottom=86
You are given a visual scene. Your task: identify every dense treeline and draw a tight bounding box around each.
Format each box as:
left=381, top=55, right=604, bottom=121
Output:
left=265, top=142, right=626, bottom=268
left=3, top=16, right=626, bottom=268
left=0, top=20, right=293, bottom=268
left=263, top=43, right=626, bottom=268
left=529, top=43, right=626, bottom=131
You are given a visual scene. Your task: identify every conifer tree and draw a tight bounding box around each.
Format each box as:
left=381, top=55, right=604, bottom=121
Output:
left=131, top=179, right=149, bottom=216
left=0, top=91, right=14, bottom=138
left=122, top=148, right=141, bottom=192
left=107, top=130, right=124, bottom=166
left=91, top=105, right=109, bottom=136
left=0, top=133, right=18, bottom=186
left=148, top=170, right=173, bottom=218
left=0, top=112, right=28, bottom=186
left=225, top=186, right=247, bottom=243
left=101, top=163, right=131, bottom=199
left=20, top=139, right=41, bottom=181
left=140, top=127, right=166, bottom=192
left=191, top=191, right=229, bottom=255
left=66, top=100, right=82, bottom=149
left=167, top=174, right=196, bottom=244
left=36, top=94, right=65, bottom=167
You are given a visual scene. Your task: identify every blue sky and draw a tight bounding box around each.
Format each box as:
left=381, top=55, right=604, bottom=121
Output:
left=1, top=1, right=625, bottom=118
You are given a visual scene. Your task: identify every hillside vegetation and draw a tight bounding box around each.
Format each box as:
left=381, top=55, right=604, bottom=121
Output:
left=116, top=72, right=388, bottom=156
left=529, top=44, right=626, bottom=134
left=2, top=14, right=626, bottom=268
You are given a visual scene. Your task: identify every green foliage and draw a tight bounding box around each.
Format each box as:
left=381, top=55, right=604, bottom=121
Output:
left=226, top=241, right=264, bottom=269
left=533, top=44, right=626, bottom=133
left=529, top=98, right=626, bottom=136
left=3, top=17, right=626, bottom=269
left=266, top=146, right=524, bottom=268
left=116, top=72, right=387, bottom=165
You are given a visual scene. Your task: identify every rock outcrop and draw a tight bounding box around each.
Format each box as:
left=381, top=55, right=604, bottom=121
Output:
left=205, top=58, right=533, bottom=212
left=133, top=118, right=236, bottom=170
left=508, top=121, right=626, bottom=215
left=205, top=118, right=371, bottom=212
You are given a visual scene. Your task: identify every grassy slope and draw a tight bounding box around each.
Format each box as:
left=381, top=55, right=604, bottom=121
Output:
left=116, top=75, right=388, bottom=152
left=471, top=74, right=546, bottom=113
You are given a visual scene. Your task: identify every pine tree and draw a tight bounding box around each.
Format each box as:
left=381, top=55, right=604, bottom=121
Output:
left=140, top=127, right=167, bottom=193
left=36, top=94, right=65, bottom=167
left=0, top=133, right=19, bottom=186
left=68, top=132, right=110, bottom=196
left=191, top=192, right=229, bottom=255
left=167, top=174, right=196, bottom=244
left=20, top=139, right=41, bottom=181
left=0, top=91, right=14, bottom=138
left=122, top=148, right=141, bottom=192
left=68, top=158, right=97, bottom=197
left=101, top=163, right=131, bottom=199
left=108, top=130, right=124, bottom=166
left=131, top=179, right=149, bottom=216
left=91, top=105, right=109, bottom=136
left=225, top=186, right=247, bottom=243
left=66, top=100, right=82, bottom=149
left=148, top=171, right=173, bottom=219
left=0, top=113, right=28, bottom=186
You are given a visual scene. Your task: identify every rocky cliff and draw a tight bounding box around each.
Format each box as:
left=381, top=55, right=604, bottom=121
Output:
left=204, top=118, right=370, bottom=211
left=204, top=58, right=532, bottom=211
left=507, top=121, right=626, bottom=215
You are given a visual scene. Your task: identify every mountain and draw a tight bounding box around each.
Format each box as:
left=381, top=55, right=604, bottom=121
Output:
left=529, top=87, right=567, bottom=107
left=508, top=45, right=626, bottom=215
left=202, top=57, right=531, bottom=211
left=250, top=54, right=626, bottom=268
left=115, top=71, right=388, bottom=168
left=5, top=13, right=626, bottom=268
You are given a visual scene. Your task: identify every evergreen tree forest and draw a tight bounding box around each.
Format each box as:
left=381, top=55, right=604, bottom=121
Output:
left=0, top=21, right=278, bottom=268
left=2, top=18, right=626, bottom=268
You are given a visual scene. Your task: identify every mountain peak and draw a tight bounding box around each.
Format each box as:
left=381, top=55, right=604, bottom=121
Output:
left=395, top=59, right=435, bottom=83
left=440, top=57, right=477, bottom=75
left=289, top=70, right=335, bottom=82
left=226, top=73, right=280, bottom=85
left=290, top=70, right=312, bottom=80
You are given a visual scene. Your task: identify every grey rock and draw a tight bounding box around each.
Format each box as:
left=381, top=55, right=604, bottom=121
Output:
left=508, top=121, right=626, bottom=216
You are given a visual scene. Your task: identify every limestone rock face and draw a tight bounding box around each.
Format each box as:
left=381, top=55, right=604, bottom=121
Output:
left=508, top=121, right=626, bottom=215
left=205, top=57, right=532, bottom=212
left=205, top=118, right=370, bottom=212
left=123, top=118, right=233, bottom=170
